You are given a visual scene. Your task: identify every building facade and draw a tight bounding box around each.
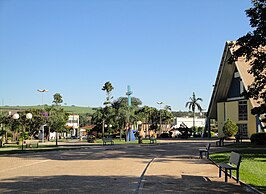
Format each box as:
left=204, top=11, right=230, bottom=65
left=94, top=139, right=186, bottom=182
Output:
left=206, top=41, right=265, bottom=138
left=66, top=114, right=80, bottom=137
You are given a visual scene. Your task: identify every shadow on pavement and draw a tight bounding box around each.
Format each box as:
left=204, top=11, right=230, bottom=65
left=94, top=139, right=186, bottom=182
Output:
left=0, top=174, right=252, bottom=194
left=141, top=175, right=252, bottom=194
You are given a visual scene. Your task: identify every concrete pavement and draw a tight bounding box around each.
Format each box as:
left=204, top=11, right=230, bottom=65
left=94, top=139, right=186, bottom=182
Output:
left=0, top=139, right=256, bottom=193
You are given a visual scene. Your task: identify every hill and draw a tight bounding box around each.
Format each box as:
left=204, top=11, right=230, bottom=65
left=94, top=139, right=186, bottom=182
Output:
left=0, top=105, right=95, bottom=115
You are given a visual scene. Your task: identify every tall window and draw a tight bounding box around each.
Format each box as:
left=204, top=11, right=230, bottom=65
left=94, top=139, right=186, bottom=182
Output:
left=238, top=124, right=248, bottom=137
left=239, top=101, right=247, bottom=120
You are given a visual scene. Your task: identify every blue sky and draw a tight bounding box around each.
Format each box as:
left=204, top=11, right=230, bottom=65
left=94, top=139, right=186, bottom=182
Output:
left=0, top=0, right=252, bottom=111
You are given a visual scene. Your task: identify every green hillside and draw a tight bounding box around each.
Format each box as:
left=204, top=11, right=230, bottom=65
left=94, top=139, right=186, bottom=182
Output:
left=0, top=105, right=95, bottom=115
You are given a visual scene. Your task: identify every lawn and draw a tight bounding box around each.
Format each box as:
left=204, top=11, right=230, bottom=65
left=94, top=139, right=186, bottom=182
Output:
left=0, top=105, right=95, bottom=115
left=210, top=147, right=266, bottom=193
left=0, top=138, right=154, bottom=154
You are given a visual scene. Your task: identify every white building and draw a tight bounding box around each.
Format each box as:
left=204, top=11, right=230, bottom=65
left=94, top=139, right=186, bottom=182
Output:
left=173, top=117, right=206, bottom=128
left=66, top=114, right=80, bottom=137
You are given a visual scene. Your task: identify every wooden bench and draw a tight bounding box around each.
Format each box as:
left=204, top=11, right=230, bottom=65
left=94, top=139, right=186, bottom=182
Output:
left=25, top=140, right=39, bottom=148
left=216, top=138, right=225, bottom=147
left=199, top=143, right=211, bottom=159
left=219, top=152, right=242, bottom=182
left=102, top=138, right=114, bottom=145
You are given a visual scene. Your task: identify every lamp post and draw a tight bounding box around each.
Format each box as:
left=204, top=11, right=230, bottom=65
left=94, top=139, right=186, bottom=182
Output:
left=157, top=101, right=163, bottom=134
left=37, top=89, right=48, bottom=143
left=13, top=112, right=32, bottom=150
left=37, top=89, right=48, bottom=110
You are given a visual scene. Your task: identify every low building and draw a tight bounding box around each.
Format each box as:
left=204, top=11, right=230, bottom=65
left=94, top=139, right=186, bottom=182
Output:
left=66, top=114, right=80, bottom=137
left=173, top=117, right=206, bottom=129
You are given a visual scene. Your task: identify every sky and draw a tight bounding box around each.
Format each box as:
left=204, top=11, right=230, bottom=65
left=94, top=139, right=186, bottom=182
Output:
left=0, top=0, right=252, bottom=111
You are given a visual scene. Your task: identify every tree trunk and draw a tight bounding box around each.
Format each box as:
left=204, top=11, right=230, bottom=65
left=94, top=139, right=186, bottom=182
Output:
left=102, top=120, right=105, bottom=139
left=193, top=111, right=195, bottom=129
left=55, top=132, right=58, bottom=145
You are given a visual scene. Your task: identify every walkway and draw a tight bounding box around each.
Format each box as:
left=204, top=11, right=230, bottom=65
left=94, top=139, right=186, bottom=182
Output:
left=0, top=140, right=255, bottom=193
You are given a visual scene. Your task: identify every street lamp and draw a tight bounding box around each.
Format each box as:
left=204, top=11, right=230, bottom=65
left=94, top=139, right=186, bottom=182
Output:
left=37, top=89, right=48, bottom=110
left=13, top=112, right=32, bottom=150
left=157, top=101, right=163, bottom=134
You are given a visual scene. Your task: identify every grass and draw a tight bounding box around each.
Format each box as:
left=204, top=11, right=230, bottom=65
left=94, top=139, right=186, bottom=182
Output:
left=0, top=138, right=154, bottom=154
left=0, top=105, right=95, bottom=115
left=210, top=147, right=266, bottom=193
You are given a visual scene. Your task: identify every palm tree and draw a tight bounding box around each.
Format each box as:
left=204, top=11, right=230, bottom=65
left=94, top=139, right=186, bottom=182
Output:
left=185, top=92, right=203, bottom=129
left=102, top=81, right=114, bottom=106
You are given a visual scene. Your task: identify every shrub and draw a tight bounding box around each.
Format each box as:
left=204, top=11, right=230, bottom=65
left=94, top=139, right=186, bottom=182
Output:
left=222, top=119, right=238, bottom=137
left=160, top=133, right=170, bottom=138
left=250, top=132, right=266, bottom=145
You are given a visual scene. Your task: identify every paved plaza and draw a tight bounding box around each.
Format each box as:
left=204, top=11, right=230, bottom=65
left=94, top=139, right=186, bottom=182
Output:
left=0, top=140, right=255, bottom=193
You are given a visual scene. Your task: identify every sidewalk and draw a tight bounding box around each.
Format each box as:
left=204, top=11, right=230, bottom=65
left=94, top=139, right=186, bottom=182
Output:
left=139, top=157, right=253, bottom=193
left=0, top=140, right=257, bottom=193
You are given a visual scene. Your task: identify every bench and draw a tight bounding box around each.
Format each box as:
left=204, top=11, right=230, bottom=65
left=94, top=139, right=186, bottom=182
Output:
left=219, top=152, right=242, bottom=182
left=102, top=138, right=114, bottom=145
left=199, top=143, right=211, bottom=159
left=216, top=138, right=225, bottom=147
left=25, top=140, right=39, bottom=148
left=149, top=137, right=157, bottom=144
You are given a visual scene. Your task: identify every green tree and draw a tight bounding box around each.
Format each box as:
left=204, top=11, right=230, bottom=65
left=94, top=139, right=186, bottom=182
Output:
left=102, top=81, right=114, bottom=106
left=1, top=112, right=20, bottom=142
left=79, top=113, right=92, bottom=127
left=111, top=99, right=128, bottom=140
left=114, top=97, right=142, bottom=108
left=185, top=92, right=203, bottom=129
left=161, top=109, right=174, bottom=127
left=230, top=0, right=266, bottom=115
left=48, top=106, right=68, bottom=145
left=53, top=93, right=63, bottom=106
left=91, top=106, right=113, bottom=138
left=112, top=97, right=142, bottom=138
left=222, top=119, right=238, bottom=137
left=136, top=106, right=159, bottom=133
left=100, top=81, right=115, bottom=137
left=51, top=93, right=65, bottom=145
left=22, top=109, right=46, bottom=139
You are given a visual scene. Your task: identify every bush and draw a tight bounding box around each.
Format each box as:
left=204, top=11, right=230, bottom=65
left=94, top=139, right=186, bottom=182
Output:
left=222, top=119, right=238, bottom=137
left=250, top=132, right=266, bottom=145
left=160, top=133, right=170, bottom=138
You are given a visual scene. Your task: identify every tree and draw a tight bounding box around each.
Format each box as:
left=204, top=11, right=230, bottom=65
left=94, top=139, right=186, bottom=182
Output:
left=23, top=109, right=46, bottom=139
left=91, top=106, right=113, bottom=138
left=53, top=93, right=63, bottom=106
left=112, top=97, right=143, bottom=139
left=185, top=92, right=203, bottom=129
left=111, top=99, right=128, bottom=140
left=114, top=97, right=142, bottom=108
left=101, top=81, right=114, bottom=137
left=52, top=93, right=65, bottom=145
left=222, top=119, right=238, bottom=137
left=102, top=81, right=114, bottom=106
left=230, top=0, right=266, bottom=115
left=136, top=106, right=160, bottom=134
left=48, top=106, right=68, bottom=145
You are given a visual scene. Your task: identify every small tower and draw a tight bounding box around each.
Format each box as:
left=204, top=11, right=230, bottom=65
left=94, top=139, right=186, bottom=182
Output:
left=126, top=85, right=133, bottom=107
